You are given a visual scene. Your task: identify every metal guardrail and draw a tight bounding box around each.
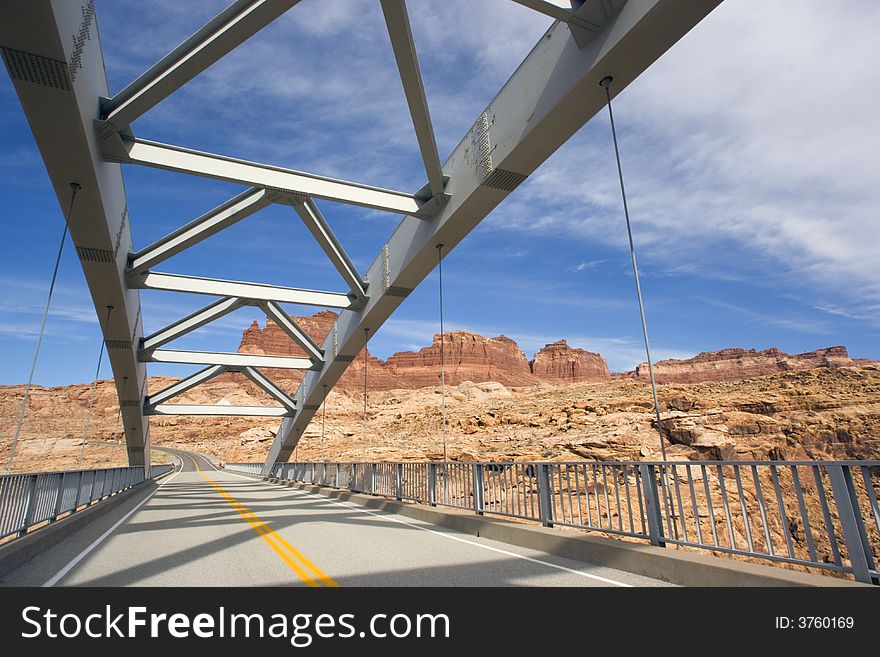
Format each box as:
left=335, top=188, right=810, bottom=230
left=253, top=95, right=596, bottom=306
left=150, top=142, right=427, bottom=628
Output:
left=0, top=463, right=174, bottom=540
left=239, top=459, right=880, bottom=585
left=225, top=463, right=264, bottom=475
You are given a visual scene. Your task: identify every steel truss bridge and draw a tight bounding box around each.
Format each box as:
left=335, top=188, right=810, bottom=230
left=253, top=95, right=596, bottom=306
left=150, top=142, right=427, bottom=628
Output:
left=1, top=0, right=721, bottom=476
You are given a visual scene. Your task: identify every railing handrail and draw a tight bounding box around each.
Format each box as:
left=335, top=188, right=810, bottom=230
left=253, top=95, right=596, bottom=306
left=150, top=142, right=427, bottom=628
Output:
left=0, top=463, right=174, bottom=480
left=240, top=458, right=880, bottom=585
left=229, top=459, right=880, bottom=467
left=1, top=463, right=175, bottom=541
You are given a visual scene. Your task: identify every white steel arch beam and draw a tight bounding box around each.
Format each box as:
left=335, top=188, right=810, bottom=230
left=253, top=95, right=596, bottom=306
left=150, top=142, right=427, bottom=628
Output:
left=263, top=0, right=723, bottom=472
left=380, top=0, right=444, bottom=199
left=101, top=0, right=302, bottom=129
left=1, top=0, right=151, bottom=470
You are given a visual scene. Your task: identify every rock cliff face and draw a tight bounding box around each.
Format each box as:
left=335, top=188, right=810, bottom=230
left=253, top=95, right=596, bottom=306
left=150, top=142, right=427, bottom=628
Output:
left=531, top=340, right=610, bottom=383
left=632, top=346, right=853, bottom=384
left=386, top=332, right=539, bottom=387
left=237, top=313, right=612, bottom=389
left=237, top=313, right=863, bottom=389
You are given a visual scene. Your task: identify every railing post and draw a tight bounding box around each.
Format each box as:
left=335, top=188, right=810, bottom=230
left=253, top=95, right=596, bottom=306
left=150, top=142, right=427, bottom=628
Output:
left=87, top=470, right=97, bottom=504
left=473, top=464, right=485, bottom=515
left=335, top=463, right=340, bottom=488
left=639, top=464, right=665, bottom=547
left=536, top=464, right=554, bottom=527
left=50, top=473, right=64, bottom=522
left=428, top=463, right=437, bottom=506
left=370, top=463, right=377, bottom=495
left=17, top=475, right=38, bottom=537
left=73, top=470, right=85, bottom=511
left=349, top=464, right=356, bottom=492
left=827, top=464, right=875, bottom=584
left=396, top=463, right=403, bottom=501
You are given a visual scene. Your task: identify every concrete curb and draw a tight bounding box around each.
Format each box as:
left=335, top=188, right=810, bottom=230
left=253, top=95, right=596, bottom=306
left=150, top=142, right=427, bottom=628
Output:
left=262, top=478, right=867, bottom=587
left=0, top=478, right=161, bottom=579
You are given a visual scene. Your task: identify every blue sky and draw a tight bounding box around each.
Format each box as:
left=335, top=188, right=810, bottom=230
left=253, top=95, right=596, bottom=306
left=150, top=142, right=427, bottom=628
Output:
left=1, top=0, right=878, bottom=387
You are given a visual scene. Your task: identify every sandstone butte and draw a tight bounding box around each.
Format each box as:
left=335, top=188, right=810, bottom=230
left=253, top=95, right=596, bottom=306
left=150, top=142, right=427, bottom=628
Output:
left=235, top=310, right=611, bottom=390
left=238, top=310, right=859, bottom=389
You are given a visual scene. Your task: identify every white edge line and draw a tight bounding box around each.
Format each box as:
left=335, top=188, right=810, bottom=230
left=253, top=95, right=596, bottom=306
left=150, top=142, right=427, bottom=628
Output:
left=300, top=490, right=634, bottom=587
left=42, top=469, right=182, bottom=587
left=222, top=471, right=634, bottom=587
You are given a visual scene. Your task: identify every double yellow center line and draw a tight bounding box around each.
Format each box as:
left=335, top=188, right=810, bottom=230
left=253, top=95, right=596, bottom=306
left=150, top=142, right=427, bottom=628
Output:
left=193, top=459, right=338, bottom=587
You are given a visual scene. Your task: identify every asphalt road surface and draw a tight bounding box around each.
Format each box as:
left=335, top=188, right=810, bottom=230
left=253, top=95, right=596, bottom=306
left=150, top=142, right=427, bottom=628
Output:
left=1, top=448, right=674, bottom=587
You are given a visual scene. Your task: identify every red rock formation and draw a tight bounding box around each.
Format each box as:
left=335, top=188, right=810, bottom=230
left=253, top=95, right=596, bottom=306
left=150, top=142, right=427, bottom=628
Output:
left=531, top=339, right=610, bottom=383
left=632, top=346, right=853, bottom=384
left=386, top=332, right=540, bottom=387
left=235, top=313, right=860, bottom=390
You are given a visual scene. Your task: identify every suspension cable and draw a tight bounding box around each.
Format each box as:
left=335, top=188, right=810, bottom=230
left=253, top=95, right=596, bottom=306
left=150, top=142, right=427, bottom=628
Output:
left=600, top=76, right=668, bottom=462
left=108, top=375, right=128, bottom=466
left=321, top=383, right=328, bottom=442
left=7, top=183, right=80, bottom=473
left=363, top=328, right=370, bottom=442
left=437, top=243, right=448, bottom=464
left=78, top=304, right=114, bottom=467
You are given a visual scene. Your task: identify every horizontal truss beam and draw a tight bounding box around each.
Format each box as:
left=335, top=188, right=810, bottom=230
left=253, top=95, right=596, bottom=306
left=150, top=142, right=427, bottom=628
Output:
left=119, top=137, right=425, bottom=215
left=147, top=404, right=292, bottom=417
left=140, top=349, right=314, bottom=370
left=102, top=0, right=301, bottom=128
left=128, top=271, right=354, bottom=309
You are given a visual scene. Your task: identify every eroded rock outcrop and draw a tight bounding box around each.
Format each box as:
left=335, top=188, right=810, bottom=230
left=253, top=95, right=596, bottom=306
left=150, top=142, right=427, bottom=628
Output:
left=531, top=339, right=610, bottom=383
left=632, top=347, right=853, bottom=384
left=386, top=332, right=539, bottom=387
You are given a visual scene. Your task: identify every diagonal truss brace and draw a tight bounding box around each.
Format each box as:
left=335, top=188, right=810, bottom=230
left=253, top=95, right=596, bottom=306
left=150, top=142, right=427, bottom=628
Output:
left=380, top=0, right=444, bottom=199
left=142, top=296, right=244, bottom=351
left=146, top=364, right=226, bottom=406
left=129, top=187, right=274, bottom=273
left=141, top=295, right=324, bottom=364
left=259, top=300, right=324, bottom=362
left=283, top=196, right=367, bottom=298
left=101, top=0, right=302, bottom=129
left=238, top=366, right=297, bottom=412
left=511, top=0, right=625, bottom=46
left=145, top=364, right=295, bottom=415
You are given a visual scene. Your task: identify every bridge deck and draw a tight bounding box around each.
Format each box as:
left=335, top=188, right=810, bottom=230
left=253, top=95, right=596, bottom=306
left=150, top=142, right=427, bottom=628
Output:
left=1, top=452, right=671, bottom=588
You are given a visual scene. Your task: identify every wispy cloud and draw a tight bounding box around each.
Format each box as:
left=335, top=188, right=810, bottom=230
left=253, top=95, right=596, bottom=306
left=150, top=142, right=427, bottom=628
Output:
left=567, top=260, right=606, bottom=272
left=482, top=0, right=880, bottom=311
